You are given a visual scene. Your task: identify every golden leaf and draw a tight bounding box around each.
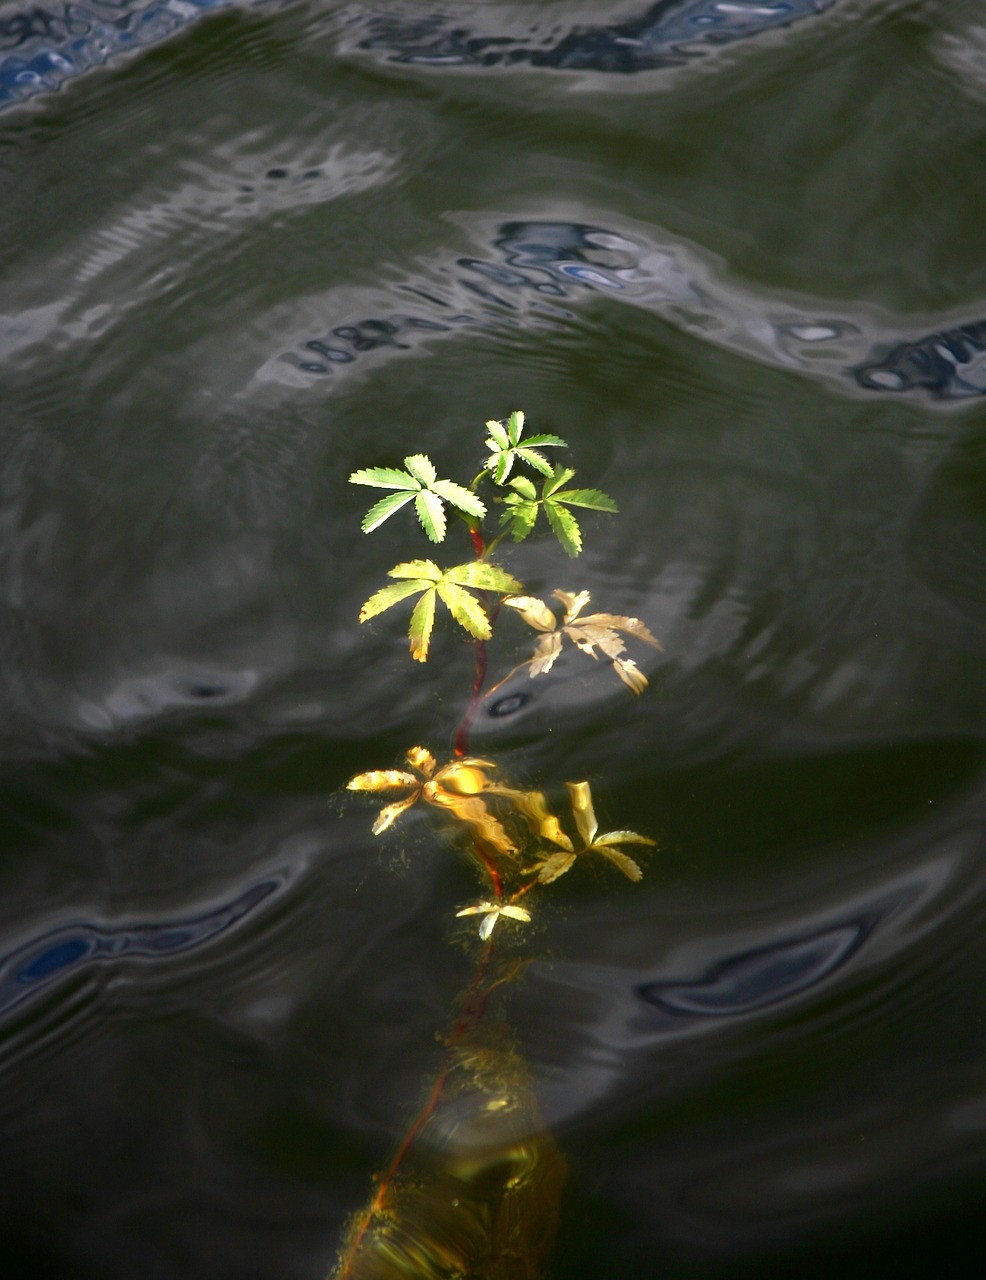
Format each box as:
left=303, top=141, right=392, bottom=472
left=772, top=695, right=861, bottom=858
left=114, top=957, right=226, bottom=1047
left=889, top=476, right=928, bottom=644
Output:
left=565, top=780, right=598, bottom=846
left=372, top=794, right=421, bottom=835
left=347, top=769, right=419, bottom=793
left=405, top=745, right=436, bottom=776
left=503, top=595, right=558, bottom=632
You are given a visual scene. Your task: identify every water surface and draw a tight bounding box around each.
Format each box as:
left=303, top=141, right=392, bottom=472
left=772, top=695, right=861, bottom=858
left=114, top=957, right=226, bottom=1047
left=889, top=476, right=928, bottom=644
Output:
left=1, top=1, right=986, bottom=1276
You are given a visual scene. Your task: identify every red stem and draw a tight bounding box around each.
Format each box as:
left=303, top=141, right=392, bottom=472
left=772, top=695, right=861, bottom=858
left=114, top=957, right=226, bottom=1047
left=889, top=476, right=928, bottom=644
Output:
left=334, top=944, right=497, bottom=1278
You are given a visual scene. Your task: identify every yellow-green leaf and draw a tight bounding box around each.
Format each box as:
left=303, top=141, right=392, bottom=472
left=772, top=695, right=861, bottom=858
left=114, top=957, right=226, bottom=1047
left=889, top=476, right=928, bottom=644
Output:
left=408, top=589, right=437, bottom=662
left=359, top=579, right=427, bottom=623
left=436, top=580, right=492, bottom=641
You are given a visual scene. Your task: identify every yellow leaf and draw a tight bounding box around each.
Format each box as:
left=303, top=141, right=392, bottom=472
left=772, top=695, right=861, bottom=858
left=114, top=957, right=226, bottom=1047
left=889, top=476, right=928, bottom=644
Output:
left=405, top=746, right=436, bottom=775
left=537, top=851, right=577, bottom=884
left=503, top=595, right=558, bottom=632
left=347, top=769, right=418, bottom=792
left=565, top=780, right=598, bottom=846
left=372, top=793, right=421, bottom=834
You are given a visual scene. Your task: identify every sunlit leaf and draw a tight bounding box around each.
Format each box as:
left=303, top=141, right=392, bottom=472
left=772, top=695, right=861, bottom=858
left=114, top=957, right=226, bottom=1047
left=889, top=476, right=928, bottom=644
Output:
left=545, top=501, right=582, bottom=557
left=514, top=446, right=553, bottom=477
left=347, top=769, right=418, bottom=792
left=405, top=745, right=436, bottom=775
left=488, top=785, right=573, bottom=850
left=359, top=579, right=429, bottom=623
left=455, top=900, right=531, bottom=940
left=436, top=581, right=490, bottom=640
left=508, top=475, right=537, bottom=500
left=593, top=830, right=657, bottom=847
left=430, top=479, right=486, bottom=519
left=565, top=780, right=598, bottom=846
left=537, top=851, right=577, bottom=884
left=552, top=487, right=618, bottom=512
left=594, top=846, right=643, bottom=881
left=360, top=489, right=418, bottom=534
left=529, top=631, right=564, bottom=676
left=388, top=559, right=442, bottom=581
left=349, top=466, right=419, bottom=490
left=543, top=466, right=576, bottom=496
left=415, top=489, right=446, bottom=543
left=351, top=455, right=484, bottom=542
left=372, top=793, right=421, bottom=834
left=502, top=595, right=557, bottom=632
left=555, top=589, right=591, bottom=624
left=583, top=613, right=662, bottom=648
left=408, top=589, right=437, bottom=661
left=485, top=418, right=510, bottom=450
left=507, top=588, right=660, bottom=693
left=424, top=786, right=516, bottom=855
left=446, top=561, right=523, bottom=593
left=613, top=657, right=647, bottom=694
left=485, top=414, right=568, bottom=489
left=403, top=453, right=437, bottom=487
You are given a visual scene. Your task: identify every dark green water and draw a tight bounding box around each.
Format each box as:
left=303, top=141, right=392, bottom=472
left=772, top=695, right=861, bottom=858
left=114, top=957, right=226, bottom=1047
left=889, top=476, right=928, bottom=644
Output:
left=2, top=1, right=986, bottom=1276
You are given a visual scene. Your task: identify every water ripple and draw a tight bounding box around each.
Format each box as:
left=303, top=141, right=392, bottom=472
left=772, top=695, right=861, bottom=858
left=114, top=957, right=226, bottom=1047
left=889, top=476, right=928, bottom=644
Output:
left=0, top=872, right=284, bottom=1021
left=267, top=218, right=986, bottom=401
left=0, top=0, right=242, bottom=110
left=355, top=0, right=838, bottom=73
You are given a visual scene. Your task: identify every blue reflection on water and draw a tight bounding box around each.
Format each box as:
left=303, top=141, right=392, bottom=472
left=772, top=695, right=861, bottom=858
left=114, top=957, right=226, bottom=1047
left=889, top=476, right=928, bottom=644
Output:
left=287, top=219, right=986, bottom=401
left=360, top=0, right=838, bottom=72
left=854, top=322, right=986, bottom=399
left=0, top=875, right=281, bottom=1018
left=0, top=0, right=237, bottom=109
left=637, top=919, right=869, bottom=1017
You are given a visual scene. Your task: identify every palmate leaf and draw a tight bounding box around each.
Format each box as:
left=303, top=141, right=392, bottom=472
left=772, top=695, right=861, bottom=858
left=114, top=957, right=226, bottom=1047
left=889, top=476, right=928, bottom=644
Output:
left=358, top=560, right=523, bottom=661
left=499, top=465, right=617, bottom=557
left=484, top=411, right=568, bottom=485
left=350, top=455, right=486, bottom=543
left=502, top=588, right=661, bottom=692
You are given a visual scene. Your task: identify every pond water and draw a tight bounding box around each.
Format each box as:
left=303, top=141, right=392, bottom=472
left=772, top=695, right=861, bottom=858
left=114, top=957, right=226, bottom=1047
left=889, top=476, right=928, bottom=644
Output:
left=2, top=1, right=986, bottom=1276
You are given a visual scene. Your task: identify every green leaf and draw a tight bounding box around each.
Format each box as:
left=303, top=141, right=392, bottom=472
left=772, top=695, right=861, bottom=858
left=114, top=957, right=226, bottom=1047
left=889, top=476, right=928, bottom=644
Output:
left=408, top=589, right=437, bottom=661
left=492, top=451, right=512, bottom=485
left=403, top=453, right=437, bottom=487
left=545, top=501, right=583, bottom=557
left=554, top=487, right=618, bottom=512
left=508, top=475, right=537, bottom=500
left=388, top=559, right=442, bottom=581
left=506, top=410, right=525, bottom=445
left=521, top=433, right=568, bottom=449
left=515, top=446, right=553, bottom=478
left=430, top=479, right=486, bottom=519
left=436, top=581, right=492, bottom=640
left=485, top=419, right=510, bottom=450
left=349, top=466, right=419, bottom=490
left=594, top=830, right=657, bottom=847
left=544, top=465, right=576, bottom=497
left=415, top=489, right=446, bottom=543
left=360, top=490, right=418, bottom=534
left=501, top=497, right=538, bottom=541
left=359, top=579, right=428, bottom=623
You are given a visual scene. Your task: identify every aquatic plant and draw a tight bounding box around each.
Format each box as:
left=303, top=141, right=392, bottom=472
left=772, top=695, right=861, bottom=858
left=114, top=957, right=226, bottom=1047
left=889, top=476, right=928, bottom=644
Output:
left=333, top=412, right=659, bottom=1280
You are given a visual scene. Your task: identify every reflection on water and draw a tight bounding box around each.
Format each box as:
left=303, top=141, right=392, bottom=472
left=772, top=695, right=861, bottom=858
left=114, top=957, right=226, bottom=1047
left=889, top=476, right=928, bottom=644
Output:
left=278, top=219, right=986, bottom=401
left=0, top=0, right=239, bottom=108
left=0, top=874, right=283, bottom=1018
left=637, top=917, right=871, bottom=1017
left=358, top=0, right=837, bottom=72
